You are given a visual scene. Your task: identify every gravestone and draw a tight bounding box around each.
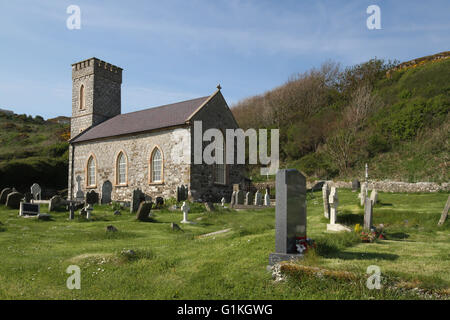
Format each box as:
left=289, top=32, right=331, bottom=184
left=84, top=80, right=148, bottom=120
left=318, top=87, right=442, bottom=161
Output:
left=236, top=190, right=244, bottom=205
left=86, top=204, right=93, bottom=220
left=322, top=183, right=330, bottom=219
left=351, top=179, right=360, bottom=192
left=37, top=213, right=52, bottom=221
left=30, top=183, right=42, bottom=200
left=177, top=185, right=188, bottom=202
left=106, top=225, right=118, bottom=232
left=24, top=193, right=33, bottom=203
left=205, top=202, right=215, bottom=212
left=181, top=201, right=193, bottom=224
left=370, top=189, right=378, bottom=205
left=130, top=189, right=145, bottom=213
left=85, top=190, right=99, bottom=206
left=6, top=192, right=24, bottom=209
left=254, top=191, right=263, bottom=206
left=0, top=188, right=12, bottom=204
left=49, top=195, right=63, bottom=212
left=136, top=201, right=153, bottom=221
left=438, top=195, right=450, bottom=226
left=326, top=188, right=351, bottom=232
left=19, top=202, right=40, bottom=216
left=221, top=197, right=226, bottom=207
left=230, top=191, right=236, bottom=208
left=364, top=197, right=373, bottom=230
left=245, top=192, right=254, bottom=206
left=359, top=183, right=367, bottom=206
left=264, top=190, right=270, bottom=206
left=69, top=202, right=75, bottom=220
left=269, top=169, right=307, bottom=266
left=101, top=181, right=112, bottom=204
left=233, top=184, right=240, bottom=192
left=75, top=176, right=84, bottom=201
left=328, top=187, right=338, bottom=224
left=155, top=197, right=164, bottom=208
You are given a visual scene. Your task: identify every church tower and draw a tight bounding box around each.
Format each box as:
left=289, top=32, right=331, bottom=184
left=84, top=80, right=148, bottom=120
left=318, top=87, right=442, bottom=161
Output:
left=70, top=58, right=122, bottom=138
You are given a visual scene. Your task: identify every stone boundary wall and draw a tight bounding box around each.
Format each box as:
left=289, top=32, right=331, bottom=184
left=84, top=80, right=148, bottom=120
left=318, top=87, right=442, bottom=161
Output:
left=253, top=180, right=449, bottom=193
left=326, top=180, right=450, bottom=193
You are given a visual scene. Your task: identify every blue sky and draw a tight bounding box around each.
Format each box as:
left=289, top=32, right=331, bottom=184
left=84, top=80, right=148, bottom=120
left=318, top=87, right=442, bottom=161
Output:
left=0, top=0, right=449, bottom=119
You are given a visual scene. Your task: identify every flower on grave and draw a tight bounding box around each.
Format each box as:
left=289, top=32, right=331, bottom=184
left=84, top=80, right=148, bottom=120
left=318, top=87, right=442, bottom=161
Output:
left=295, top=237, right=316, bottom=254
left=354, top=224, right=363, bottom=233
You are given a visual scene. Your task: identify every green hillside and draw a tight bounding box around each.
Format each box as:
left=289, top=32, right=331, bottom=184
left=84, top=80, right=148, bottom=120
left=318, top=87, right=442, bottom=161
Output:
left=0, top=112, right=69, bottom=193
left=232, top=55, right=450, bottom=183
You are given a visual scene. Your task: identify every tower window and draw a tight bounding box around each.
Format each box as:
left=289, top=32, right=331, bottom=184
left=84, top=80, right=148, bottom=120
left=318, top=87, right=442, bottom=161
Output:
left=79, top=84, right=85, bottom=110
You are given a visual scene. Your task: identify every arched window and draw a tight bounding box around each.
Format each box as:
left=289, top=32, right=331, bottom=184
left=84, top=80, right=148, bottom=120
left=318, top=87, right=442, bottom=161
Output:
left=116, top=152, right=127, bottom=185
left=150, top=147, right=163, bottom=183
left=79, top=84, right=85, bottom=110
left=87, top=155, right=96, bottom=187
left=214, top=136, right=226, bottom=184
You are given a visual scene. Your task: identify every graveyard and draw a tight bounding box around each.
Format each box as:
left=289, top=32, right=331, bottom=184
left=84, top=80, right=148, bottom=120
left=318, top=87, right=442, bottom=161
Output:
left=0, top=184, right=448, bottom=300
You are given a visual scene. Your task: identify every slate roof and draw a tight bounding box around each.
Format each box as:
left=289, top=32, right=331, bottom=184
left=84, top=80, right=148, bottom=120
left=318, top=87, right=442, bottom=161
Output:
left=71, top=95, right=211, bottom=143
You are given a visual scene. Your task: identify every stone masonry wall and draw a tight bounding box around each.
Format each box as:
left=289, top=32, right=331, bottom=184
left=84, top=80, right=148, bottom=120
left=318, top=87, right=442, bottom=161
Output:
left=326, top=180, right=450, bottom=193
left=71, top=58, right=122, bottom=138
left=70, top=127, right=191, bottom=202
left=254, top=180, right=449, bottom=193
left=189, top=91, right=245, bottom=202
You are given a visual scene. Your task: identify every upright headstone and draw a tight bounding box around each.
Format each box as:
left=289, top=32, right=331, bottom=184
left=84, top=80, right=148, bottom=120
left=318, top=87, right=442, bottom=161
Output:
left=0, top=188, right=12, bottom=204
left=328, top=187, right=338, bottom=224
left=322, top=183, right=330, bottom=219
left=75, top=176, right=84, bottom=201
left=359, top=183, right=367, bottom=206
left=264, top=190, right=271, bottom=206
left=101, top=181, right=113, bottom=204
left=254, top=191, right=263, bottom=206
left=177, top=185, right=187, bottom=202
left=236, top=190, right=244, bottom=205
left=230, top=191, right=236, bottom=208
left=136, top=201, right=153, bottom=221
left=269, top=169, right=307, bottom=266
left=130, top=189, right=144, bottom=213
left=245, top=192, right=254, bottom=206
left=351, top=179, right=360, bottom=192
left=86, top=204, right=93, bottom=220
left=69, top=202, right=75, bottom=220
left=49, top=195, right=63, bottom=212
left=181, top=201, right=193, bottom=224
left=370, top=189, right=378, bottom=205
left=85, top=190, right=99, bottom=206
left=326, top=188, right=350, bottom=232
left=24, top=193, right=33, bottom=203
left=364, top=197, right=373, bottom=230
left=30, top=183, right=41, bottom=200
left=221, top=197, right=226, bottom=207
left=205, top=202, right=215, bottom=212
left=6, top=192, right=24, bottom=209
left=438, top=195, right=450, bottom=226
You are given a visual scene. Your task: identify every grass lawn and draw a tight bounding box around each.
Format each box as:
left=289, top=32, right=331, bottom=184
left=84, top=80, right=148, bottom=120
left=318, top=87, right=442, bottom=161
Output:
left=0, top=190, right=448, bottom=300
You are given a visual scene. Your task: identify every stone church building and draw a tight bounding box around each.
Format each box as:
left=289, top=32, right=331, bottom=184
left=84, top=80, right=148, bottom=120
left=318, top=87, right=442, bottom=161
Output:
left=68, top=57, right=243, bottom=203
